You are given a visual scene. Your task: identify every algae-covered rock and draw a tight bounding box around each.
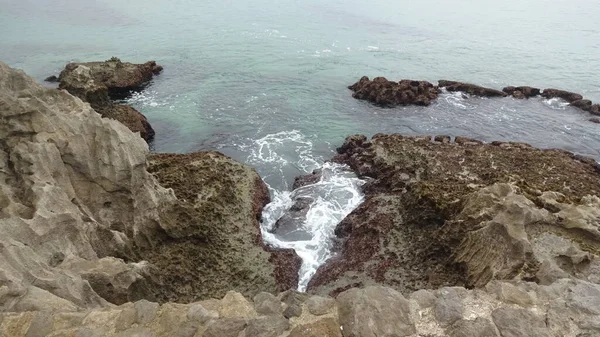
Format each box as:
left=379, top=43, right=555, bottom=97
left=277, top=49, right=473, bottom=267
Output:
left=146, top=152, right=300, bottom=302
left=308, top=134, right=600, bottom=296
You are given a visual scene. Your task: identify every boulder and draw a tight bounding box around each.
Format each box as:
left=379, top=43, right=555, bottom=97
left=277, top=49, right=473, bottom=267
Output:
left=44, top=75, right=59, bottom=83
left=541, top=88, right=584, bottom=102
left=308, top=134, right=600, bottom=296
left=337, top=286, right=416, bottom=337
left=57, top=58, right=161, bottom=142
left=439, top=80, right=507, bottom=97
left=59, top=57, right=162, bottom=99
left=348, top=76, right=439, bottom=107
left=590, top=118, right=600, bottom=123
left=502, top=86, right=541, bottom=99
left=570, top=99, right=594, bottom=111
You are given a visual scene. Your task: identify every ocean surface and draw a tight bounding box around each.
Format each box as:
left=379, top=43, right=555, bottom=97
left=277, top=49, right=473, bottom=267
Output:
left=2, top=0, right=599, bottom=289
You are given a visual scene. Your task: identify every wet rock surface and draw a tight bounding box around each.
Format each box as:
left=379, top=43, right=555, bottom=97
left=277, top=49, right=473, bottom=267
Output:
left=308, top=134, right=600, bottom=297
left=502, top=85, right=541, bottom=99
left=439, top=80, right=507, bottom=97
left=350, top=76, right=600, bottom=122
left=348, top=76, right=439, bottom=107
left=57, top=58, right=162, bottom=142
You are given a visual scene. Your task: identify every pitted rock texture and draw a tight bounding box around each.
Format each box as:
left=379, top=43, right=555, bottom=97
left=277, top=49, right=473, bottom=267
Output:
left=1, top=280, right=599, bottom=336
left=0, top=62, right=294, bottom=311
left=348, top=76, right=439, bottom=107
left=57, top=58, right=162, bottom=141
left=146, top=152, right=300, bottom=302
left=0, top=61, right=174, bottom=311
left=308, top=134, right=600, bottom=297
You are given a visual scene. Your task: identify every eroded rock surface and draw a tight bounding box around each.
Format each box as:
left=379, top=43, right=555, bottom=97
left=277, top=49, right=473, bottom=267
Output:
left=348, top=76, right=439, bottom=107
left=0, top=62, right=295, bottom=313
left=308, top=134, right=600, bottom=297
left=58, top=58, right=162, bottom=141
left=1, top=280, right=599, bottom=336
left=146, top=152, right=300, bottom=302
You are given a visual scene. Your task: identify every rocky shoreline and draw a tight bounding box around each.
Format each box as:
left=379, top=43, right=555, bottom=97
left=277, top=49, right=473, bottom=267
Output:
left=349, top=76, right=600, bottom=122
left=0, top=61, right=599, bottom=336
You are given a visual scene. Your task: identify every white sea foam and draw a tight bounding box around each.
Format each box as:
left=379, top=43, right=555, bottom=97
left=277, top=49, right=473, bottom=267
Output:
left=244, top=131, right=365, bottom=291
left=543, top=97, right=570, bottom=110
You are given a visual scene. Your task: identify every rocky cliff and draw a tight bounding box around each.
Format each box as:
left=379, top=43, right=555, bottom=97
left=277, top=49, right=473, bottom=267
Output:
left=1, top=62, right=600, bottom=336
left=0, top=61, right=293, bottom=314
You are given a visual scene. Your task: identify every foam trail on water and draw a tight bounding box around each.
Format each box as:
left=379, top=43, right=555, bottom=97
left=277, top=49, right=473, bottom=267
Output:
left=243, top=130, right=365, bottom=291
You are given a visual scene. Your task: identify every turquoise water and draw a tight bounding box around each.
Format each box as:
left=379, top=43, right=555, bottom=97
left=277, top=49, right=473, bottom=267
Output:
left=3, top=0, right=600, bottom=286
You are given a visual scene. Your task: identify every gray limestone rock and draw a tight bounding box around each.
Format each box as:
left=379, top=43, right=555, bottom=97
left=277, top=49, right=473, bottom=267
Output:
left=253, top=292, right=283, bottom=316
left=245, top=315, right=290, bottom=337
left=448, top=317, right=499, bottom=337
left=492, top=308, right=549, bottom=337
left=306, top=296, right=335, bottom=316
left=434, top=288, right=465, bottom=327
left=204, top=318, right=247, bottom=337
left=337, top=286, right=415, bottom=337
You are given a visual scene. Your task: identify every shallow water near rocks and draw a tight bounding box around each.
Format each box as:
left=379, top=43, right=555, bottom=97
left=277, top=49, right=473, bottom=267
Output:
left=2, top=0, right=600, bottom=289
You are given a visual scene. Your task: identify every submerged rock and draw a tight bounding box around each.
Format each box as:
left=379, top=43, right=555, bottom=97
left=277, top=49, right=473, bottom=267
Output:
left=439, top=80, right=507, bottom=97
left=308, top=134, right=600, bottom=296
left=348, top=76, right=439, bottom=107
left=57, top=58, right=162, bottom=142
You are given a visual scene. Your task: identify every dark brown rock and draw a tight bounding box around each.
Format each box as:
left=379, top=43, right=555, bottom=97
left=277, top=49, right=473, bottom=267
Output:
left=57, top=58, right=161, bottom=142
left=541, top=88, right=584, bottom=103
left=502, top=86, right=540, bottom=98
left=271, top=197, right=314, bottom=241
left=292, top=170, right=322, bottom=190
left=590, top=118, right=600, bottom=124
left=348, top=76, right=439, bottom=107
left=44, top=75, right=59, bottom=83
left=308, top=134, right=600, bottom=296
left=439, top=80, right=507, bottom=97
left=590, top=104, right=600, bottom=116
left=570, top=99, right=593, bottom=111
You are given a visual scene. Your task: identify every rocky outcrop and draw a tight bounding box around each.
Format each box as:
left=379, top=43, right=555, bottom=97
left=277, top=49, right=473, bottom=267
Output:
left=1, top=280, right=598, bottom=336
left=348, top=76, right=439, bottom=107
left=0, top=62, right=294, bottom=313
left=541, top=88, right=584, bottom=103
left=145, top=152, right=300, bottom=302
left=0, top=61, right=173, bottom=312
left=59, top=57, right=163, bottom=98
left=439, top=80, right=507, bottom=97
left=308, top=134, right=600, bottom=298
left=57, top=58, right=162, bottom=142
left=502, top=85, right=541, bottom=99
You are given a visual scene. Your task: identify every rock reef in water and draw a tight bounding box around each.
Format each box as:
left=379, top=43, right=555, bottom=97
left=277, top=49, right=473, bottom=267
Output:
left=438, top=80, right=507, bottom=97
left=308, top=134, right=600, bottom=299
left=348, top=76, right=439, bottom=107
left=57, top=58, right=163, bottom=142
left=349, top=76, right=600, bottom=121
left=0, top=62, right=295, bottom=313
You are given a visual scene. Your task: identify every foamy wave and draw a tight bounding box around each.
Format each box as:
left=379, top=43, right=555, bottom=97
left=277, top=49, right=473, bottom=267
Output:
left=243, top=130, right=365, bottom=291
left=543, top=97, right=570, bottom=110
left=260, top=162, right=365, bottom=291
